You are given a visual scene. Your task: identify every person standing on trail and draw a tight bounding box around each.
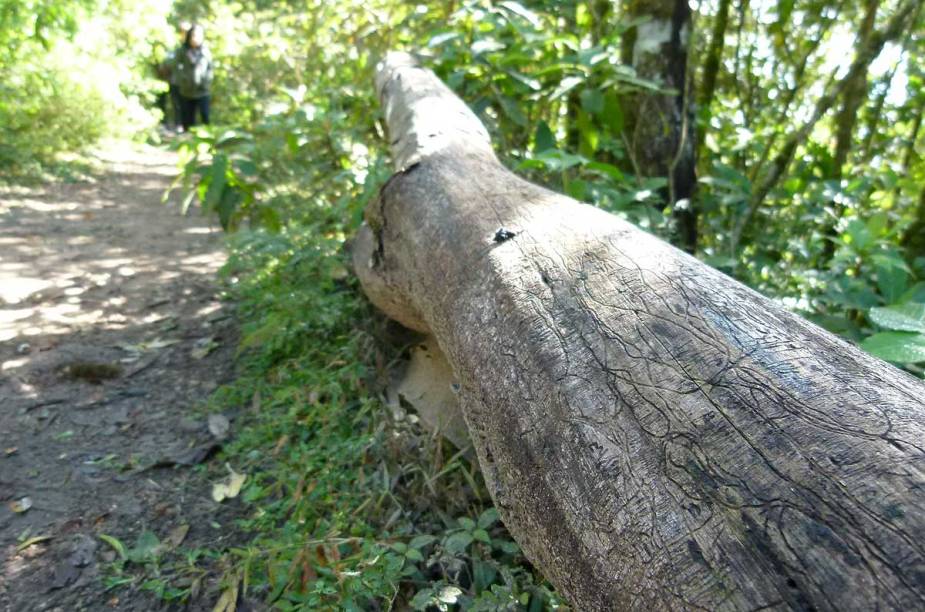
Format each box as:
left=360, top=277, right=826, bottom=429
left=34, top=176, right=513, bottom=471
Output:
left=162, top=21, right=192, bottom=132
left=175, top=24, right=213, bottom=131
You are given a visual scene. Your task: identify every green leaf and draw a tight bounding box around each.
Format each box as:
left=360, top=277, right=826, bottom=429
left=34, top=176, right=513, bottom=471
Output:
left=579, top=88, right=604, bottom=114
left=234, top=158, right=258, bottom=177
left=180, top=189, right=196, bottom=216
left=197, top=175, right=210, bottom=204
left=409, top=535, right=437, bottom=549
left=428, top=32, right=459, bottom=47
left=472, top=558, right=497, bottom=591
left=505, top=70, right=541, bottom=91
left=127, top=530, right=161, bottom=563
left=204, top=153, right=228, bottom=212
left=285, top=132, right=299, bottom=155
left=257, top=206, right=282, bottom=232
left=215, top=130, right=250, bottom=149
left=444, top=531, right=474, bottom=554
left=843, top=219, right=872, bottom=251
left=602, top=92, right=624, bottom=134
left=527, top=591, right=546, bottom=612
left=606, top=66, right=666, bottom=92
left=498, top=1, right=542, bottom=28
left=216, top=188, right=243, bottom=231
left=900, top=282, right=925, bottom=304
left=473, top=528, right=491, bottom=543
left=531, top=149, right=586, bottom=172
left=860, top=332, right=925, bottom=363
left=585, top=161, right=624, bottom=182
left=577, top=109, right=598, bottom=155
left=99, top=534, right=127, bottom=560
left=495, top=540, right=521, bottom=555
left=497, top=96, right=528, bottom=127
left=391, top=542, right=408, bottom=553
left=477, top=508, right=499, bottom=529
left=549, top=75, right=584, bottom=100
left=873, top=254, right=910, bottom=303
left=869, top=303, right=925, bottom=333
left=866, top=212, right=889, bottom=237
left=566, top=178, right=588, bottom=200
left=471, top=39, right=506, bottom=55
left=410, top=588, right=436, bottom=610
left=534, top=121, right=555, bottom=152
left=457, top=516, right=476, bottom=531
left=877, top=267, right=909, bottom=304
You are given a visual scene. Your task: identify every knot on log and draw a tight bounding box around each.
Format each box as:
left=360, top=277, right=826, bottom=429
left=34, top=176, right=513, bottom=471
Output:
left=493, top=227, right=517, bottom=243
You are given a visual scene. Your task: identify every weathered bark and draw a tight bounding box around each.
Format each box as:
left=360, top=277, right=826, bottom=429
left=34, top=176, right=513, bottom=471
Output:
left=619, top=0, right=698, bottom=253
left=355, top=53, right=925, bottom=611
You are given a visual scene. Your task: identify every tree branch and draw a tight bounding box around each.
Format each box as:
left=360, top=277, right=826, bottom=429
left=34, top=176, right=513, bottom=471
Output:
left=731, top=0, right=921, bottom=253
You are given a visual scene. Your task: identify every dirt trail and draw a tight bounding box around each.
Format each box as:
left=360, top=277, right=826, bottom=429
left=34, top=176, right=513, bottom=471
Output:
left=0, top=144, right=240, bottom=611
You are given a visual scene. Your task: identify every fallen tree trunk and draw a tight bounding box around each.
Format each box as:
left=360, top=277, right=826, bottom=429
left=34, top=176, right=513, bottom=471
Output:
left=354, top=53, right=925, bottom=611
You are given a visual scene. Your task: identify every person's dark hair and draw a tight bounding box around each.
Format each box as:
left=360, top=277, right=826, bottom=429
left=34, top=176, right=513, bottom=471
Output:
left=184, top=24, right=204, bottom=48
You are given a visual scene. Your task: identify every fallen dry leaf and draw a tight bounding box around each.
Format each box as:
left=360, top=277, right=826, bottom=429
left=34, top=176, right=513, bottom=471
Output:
left=191, top=337, right=219, bottom=360
left=212, top=464, right=246, bottom=503
left=16, top=535, right=52, bottom=552
left=208, top=413, right=230, bottom=440
left=272, top=434, right=289, bottom=456
left=167, top=524, right=190, bottom=548
left=120, top=337, right=179, bottom=354
left=9, top=497, right=32, bottom=513
left=146, top=338, right=179, bottom=350
left=212, top=575, right=240, bottom=612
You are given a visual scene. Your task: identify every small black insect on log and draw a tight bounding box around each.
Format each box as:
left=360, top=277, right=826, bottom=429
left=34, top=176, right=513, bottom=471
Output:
left=493, top=227, right=517, bottom=243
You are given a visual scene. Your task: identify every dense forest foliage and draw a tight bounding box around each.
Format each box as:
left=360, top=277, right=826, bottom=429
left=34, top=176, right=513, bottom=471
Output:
left=3, top=0, right=924, bottom=608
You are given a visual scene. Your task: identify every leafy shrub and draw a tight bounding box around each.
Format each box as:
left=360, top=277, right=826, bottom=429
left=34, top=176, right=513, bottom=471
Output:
left=0, top=0, right=170, bottom=178
left=0, top=63, right=107, bottom=173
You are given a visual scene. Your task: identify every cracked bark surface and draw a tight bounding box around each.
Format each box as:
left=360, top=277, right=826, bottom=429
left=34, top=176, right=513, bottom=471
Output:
left=354, top=53, right=925, bottom=611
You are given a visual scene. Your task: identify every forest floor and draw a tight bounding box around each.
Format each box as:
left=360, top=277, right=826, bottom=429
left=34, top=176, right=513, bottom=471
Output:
left=0, top=143, right=245, bottom=611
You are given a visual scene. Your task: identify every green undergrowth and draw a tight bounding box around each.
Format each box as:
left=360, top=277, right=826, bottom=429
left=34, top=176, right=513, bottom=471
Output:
left=199, top=204, right=564, bottom=609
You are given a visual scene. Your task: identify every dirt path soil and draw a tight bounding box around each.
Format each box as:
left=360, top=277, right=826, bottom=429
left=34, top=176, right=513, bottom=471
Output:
left=0, top=144, right=241, bottom=611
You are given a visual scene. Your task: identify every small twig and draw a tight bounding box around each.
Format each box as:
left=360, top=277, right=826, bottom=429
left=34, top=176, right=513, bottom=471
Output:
left=125, top=352, right=162, bottom=378
left=23, top=398, right=66, bottom=413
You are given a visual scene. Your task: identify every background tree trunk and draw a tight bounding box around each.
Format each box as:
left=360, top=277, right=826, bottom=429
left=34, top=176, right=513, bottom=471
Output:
left=696, top=0, right=731, bottom=153
left=903, top=188, right=925, bottom=261
left=900, top=99, right=924, bottom=261
left=619, top=0, right=698, bottom=253
left=355, top=53, right=925, bottom=611
left=819, top=0, right=880, bottom=263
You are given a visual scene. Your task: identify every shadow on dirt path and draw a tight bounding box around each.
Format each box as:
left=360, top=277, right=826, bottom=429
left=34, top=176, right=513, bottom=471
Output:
left=0, top=143, right=243, bottom=611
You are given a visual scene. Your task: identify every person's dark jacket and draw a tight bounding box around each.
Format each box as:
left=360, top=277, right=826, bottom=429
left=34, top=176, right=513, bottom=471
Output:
left=174, top=46, right=213, bottom=98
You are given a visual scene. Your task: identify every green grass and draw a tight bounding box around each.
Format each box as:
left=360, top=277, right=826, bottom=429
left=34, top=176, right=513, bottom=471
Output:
left=188, top=209, right=563, bottom=609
